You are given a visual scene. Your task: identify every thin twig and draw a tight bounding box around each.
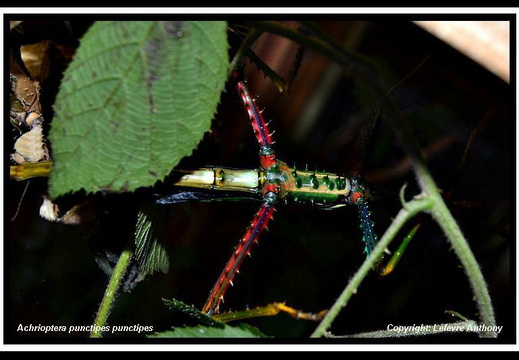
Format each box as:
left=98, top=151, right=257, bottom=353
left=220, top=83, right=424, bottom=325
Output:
left=11, top=180, right=30, bottom=221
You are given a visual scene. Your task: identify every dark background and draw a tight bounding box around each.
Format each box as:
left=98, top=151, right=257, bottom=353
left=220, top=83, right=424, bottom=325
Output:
left=6, top=17, right=514, bottom=343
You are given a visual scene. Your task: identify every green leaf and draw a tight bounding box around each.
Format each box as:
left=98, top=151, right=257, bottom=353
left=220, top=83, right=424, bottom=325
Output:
left=134, top=203, right=169, bottom=275
left=162, top=298, right=222, bottom=327
left=49, top=21, right=229, bottom=198
left=148, top=323, right=269, bottom=338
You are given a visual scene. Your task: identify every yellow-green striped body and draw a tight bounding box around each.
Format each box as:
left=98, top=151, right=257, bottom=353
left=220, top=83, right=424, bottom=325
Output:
left=171, top=161, right=353, bottom=208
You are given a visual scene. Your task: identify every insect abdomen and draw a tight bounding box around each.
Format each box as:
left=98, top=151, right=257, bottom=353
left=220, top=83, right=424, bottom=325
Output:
left=285, top=168, right=351, bottom=206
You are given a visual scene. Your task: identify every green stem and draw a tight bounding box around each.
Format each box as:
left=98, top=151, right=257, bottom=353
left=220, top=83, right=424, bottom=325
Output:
left=310, top=196, right=432, bottom=338
left=256, top=21, right=497, bottom=339
left=90, top=247, right=134, bottom=338
left=429, top=194, right=497, bottom=337
left=229, top=28, right=262, bottom=74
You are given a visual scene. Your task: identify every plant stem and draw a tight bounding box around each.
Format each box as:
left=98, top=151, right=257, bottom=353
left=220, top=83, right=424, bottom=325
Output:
left=229, top=28, right=262, bottom=74
left=429, top=194, right=497, bottom=337
left=310, top=196, right=433, bottom=338
left=90, top=247, right=134, bottom=338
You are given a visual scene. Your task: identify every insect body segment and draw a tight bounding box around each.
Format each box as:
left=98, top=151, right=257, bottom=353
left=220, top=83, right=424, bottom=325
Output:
left=172, top=168, right=265, bottom=194
left=285, top=167, right=353, bottom=208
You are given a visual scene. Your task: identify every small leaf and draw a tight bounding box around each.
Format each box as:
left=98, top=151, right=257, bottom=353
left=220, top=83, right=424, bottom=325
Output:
left=148, top=323, right=269, bottom=338
left=134, top=203, right=169, bottom=275
left=49, top=21, right=229, bottom=198
left=162, top=298, right=221, bottom=327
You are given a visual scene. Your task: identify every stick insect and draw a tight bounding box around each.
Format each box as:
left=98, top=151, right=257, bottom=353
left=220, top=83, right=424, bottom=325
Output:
left=157, top=69, right=379, bottom=316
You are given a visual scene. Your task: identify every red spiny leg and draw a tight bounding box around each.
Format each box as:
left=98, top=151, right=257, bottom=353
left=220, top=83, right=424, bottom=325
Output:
left=202, top=202, right=276, bottom=315
left=234, top=73, right=277, bottom=164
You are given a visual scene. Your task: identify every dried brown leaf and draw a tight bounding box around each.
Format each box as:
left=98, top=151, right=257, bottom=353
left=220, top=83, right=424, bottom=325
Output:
left=10, top=49, right=41, bottom=115
left=12, top=124, right=50, bottom=163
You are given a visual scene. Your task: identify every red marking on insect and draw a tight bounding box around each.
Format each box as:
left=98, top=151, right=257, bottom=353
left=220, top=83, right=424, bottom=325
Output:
left=202, top=203, right=276, bottom=315
left=260, top=154, right=277, bottom=170
left=351, top=191, right=364, bottom=205
left=262, top=183, right=281, bottom=196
